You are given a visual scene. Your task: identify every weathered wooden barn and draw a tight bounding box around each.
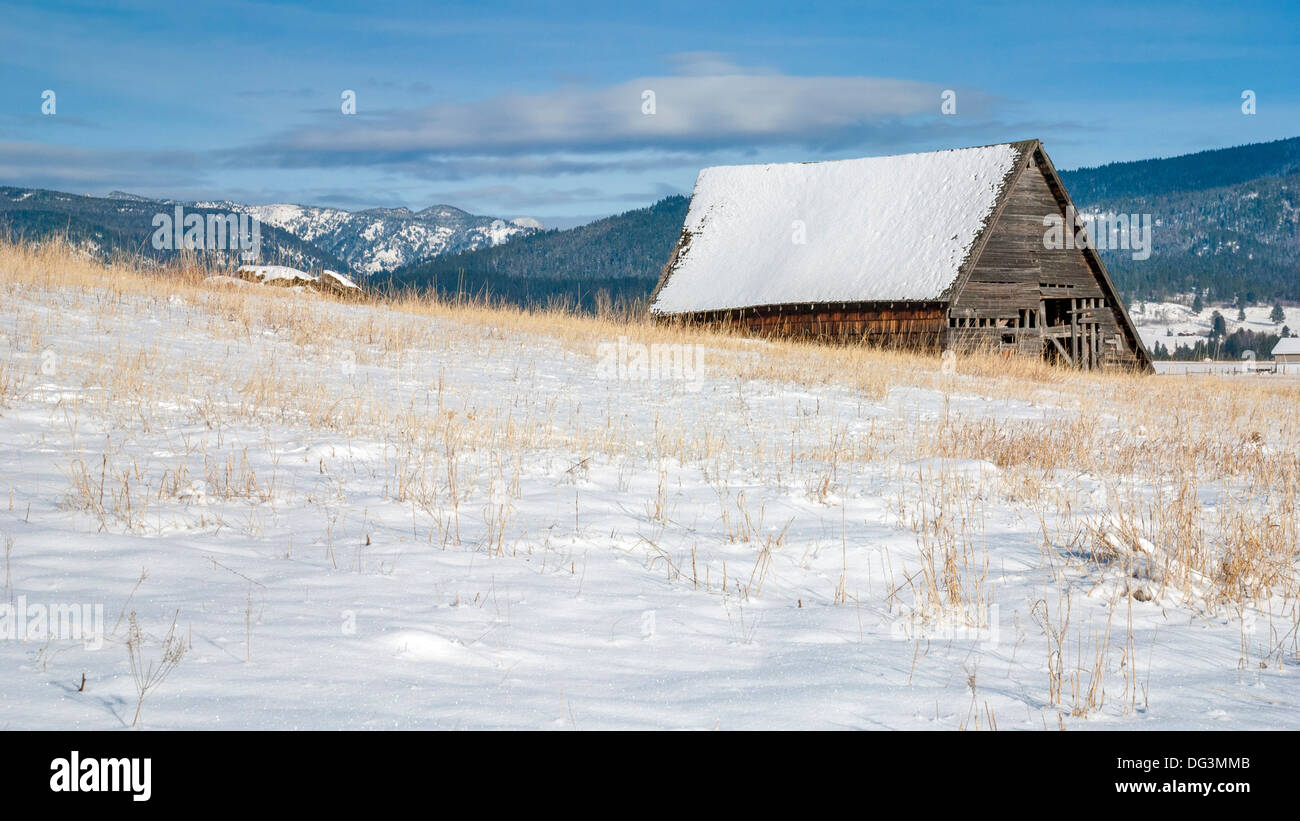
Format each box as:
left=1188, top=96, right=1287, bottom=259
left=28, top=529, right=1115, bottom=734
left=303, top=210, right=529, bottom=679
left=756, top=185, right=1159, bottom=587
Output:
left=649, top=139, right=1152, bottom=371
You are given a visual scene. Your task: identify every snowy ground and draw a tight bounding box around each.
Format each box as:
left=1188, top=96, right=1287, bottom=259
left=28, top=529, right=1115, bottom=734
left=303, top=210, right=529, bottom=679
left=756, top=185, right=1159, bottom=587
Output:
left=1130, top=298, right=1292, bottom=355
left=1, top=267, right=1298, bottom=730
left=1154, top=361, right=1300, bottom=376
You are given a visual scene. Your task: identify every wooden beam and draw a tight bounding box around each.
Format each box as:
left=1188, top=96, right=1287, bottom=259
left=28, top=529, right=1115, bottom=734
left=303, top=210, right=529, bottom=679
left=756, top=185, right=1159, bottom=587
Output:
left=1070, top=298, right=1079, bottom=367
left=1090, top=311, right=1099, bottom=369
left=1049, top=334, right=1072, bottom=366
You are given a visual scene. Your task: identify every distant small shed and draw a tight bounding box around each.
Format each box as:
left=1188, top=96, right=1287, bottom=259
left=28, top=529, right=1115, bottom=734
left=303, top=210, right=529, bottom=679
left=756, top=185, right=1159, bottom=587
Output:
left=1273, top=337, right=1300, bottom=373
left=649, top=139, right=1151, bottom=372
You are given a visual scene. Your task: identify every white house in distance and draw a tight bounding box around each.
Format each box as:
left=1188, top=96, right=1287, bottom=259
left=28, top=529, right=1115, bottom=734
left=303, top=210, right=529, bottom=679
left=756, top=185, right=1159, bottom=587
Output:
left=1273, top=337, right=1300, bottom=374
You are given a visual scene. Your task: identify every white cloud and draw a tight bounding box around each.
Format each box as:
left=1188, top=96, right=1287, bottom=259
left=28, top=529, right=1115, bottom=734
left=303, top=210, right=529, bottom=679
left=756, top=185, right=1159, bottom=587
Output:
left=240, top=55, right=997, bottom=166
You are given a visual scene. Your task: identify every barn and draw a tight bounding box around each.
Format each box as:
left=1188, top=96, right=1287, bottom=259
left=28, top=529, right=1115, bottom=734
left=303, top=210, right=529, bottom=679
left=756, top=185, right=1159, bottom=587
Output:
left=649, top=139, right=1152, bottom=372
left=1272, top=337, right=1300, bottom=374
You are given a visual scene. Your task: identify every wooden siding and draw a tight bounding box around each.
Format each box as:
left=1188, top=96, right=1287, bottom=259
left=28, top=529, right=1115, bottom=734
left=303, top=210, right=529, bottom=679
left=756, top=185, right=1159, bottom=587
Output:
left=660, top=302, right=947, bottom=349
left=947, top=149, right=1146, bottom=369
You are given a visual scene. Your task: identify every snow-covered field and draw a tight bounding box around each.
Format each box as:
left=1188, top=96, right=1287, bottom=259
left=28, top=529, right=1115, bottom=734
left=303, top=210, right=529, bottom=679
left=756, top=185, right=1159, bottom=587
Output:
left=1130, top=298, right=1292, bottom=354
left=2, top=244, right=1299, bottom=730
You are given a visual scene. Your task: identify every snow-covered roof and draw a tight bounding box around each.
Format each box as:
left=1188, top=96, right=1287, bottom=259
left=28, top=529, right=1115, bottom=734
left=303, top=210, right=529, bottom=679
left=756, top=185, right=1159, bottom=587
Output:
left=650, top=142, right=1029, bottom=315
left=1272, top=337, right=1300, bottom=356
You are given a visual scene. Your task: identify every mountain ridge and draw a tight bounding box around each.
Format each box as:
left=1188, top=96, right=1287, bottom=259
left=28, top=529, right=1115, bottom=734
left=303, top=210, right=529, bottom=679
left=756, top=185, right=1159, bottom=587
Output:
left=0, top=187, right=537, bottom=275
left=1058, top=136, right=1300, bottom=202
left=5, top=136, right=1298, bottom=305
left=193, top=200, right=536, bottom=274
left=379, top=137, right=1300, bottom=309
left=378, top=196, right=690, bottom=312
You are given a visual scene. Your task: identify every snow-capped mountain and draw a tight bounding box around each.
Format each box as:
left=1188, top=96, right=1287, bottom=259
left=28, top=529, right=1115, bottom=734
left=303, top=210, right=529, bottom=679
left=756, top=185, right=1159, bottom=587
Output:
left=0, top=185, right=539, bottom=277
left=2, top=186, right=352, bottom=273
left=198, top=201, right=540, bottom=275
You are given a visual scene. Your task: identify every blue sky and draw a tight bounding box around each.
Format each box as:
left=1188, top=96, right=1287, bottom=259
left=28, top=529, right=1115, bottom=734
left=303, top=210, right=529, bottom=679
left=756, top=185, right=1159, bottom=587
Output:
left=1, top=0, right=1296, bottom=226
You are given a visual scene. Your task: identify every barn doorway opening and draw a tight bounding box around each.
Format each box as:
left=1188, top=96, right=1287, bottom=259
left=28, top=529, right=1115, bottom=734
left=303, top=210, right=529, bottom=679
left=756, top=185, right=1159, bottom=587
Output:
left=1040, top=298, right=1071, bottom=366
left=1039, top=297, right=1108, bottom=369
left=1042, top=298, right=1072, bottom=327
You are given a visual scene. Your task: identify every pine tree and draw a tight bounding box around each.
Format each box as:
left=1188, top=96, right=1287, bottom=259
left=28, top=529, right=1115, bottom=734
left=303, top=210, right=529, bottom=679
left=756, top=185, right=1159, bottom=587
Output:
left=1271, top=303, right=1286, bottom=324
left=1192, top=293, right=1203, bottom=314
left=1211, top=311, right=1226, bottom=337
left=1238, top=305, right=1247, bottom=322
